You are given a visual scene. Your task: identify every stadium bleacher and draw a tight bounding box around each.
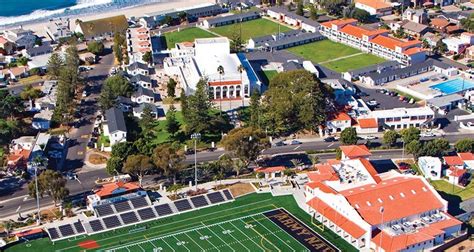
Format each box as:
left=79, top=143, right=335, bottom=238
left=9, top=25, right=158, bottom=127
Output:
left=137, top=207, right=157, bottom=220
left=130, top=197, right=149, bottom=208
left=103, top=216, right=121, bottom=229
left=73, top=221, right=85, bottom=233
left=47, top=228, right=60, bottom=239
left=223, top=189, right=234, bottom=200
left=207, top=191, right=225, bottom=204
left=113, top=200, right=132, bottom=213
left=155, top=204, right=173, bottom=216
left=89, top=220, right=105, bottom=232
left=95, top=204, right=114, bottom=217
left=174, top=199, right=193, bottom=212
left=190, top=195, right=209, bottom=208
left=58, top=224, right=75, bottom=237
left=120, top=212, right=139, bottom=224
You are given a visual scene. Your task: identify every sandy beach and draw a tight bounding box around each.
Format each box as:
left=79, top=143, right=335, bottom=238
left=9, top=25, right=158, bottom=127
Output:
left=16, top=0, right=213, bottom=37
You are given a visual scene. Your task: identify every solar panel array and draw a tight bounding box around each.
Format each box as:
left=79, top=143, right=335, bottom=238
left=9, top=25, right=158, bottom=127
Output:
left=120, top=212, right=139, bottom=224
left=95, top=204, right=114, bottom=217
left=174, top=199, right=193, bottom=212
left=190, top=195, right=209, bottom=208
left=155, top=204, right=173, bottom=216
left=46, top=190, right=235, bottom=241
left=103, top=216, right=121, bottom=229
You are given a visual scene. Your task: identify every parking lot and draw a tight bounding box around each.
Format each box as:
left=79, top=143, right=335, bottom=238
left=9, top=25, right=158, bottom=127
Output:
left=355, top=84, right=420, bottom=110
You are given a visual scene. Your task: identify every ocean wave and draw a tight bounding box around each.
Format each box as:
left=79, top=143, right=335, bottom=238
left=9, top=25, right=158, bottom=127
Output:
left=0, top=0, right=160, bottom=28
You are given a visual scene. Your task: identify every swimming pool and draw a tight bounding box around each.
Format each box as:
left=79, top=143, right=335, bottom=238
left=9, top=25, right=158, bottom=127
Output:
left=430, top=78, right=474, bottom=95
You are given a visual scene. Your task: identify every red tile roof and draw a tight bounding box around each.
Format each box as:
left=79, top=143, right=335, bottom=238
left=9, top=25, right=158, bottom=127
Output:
left=355, top=0, right=392, bottom=9
left=208, top=80, right=242, bottom=86
left=341, top=177, right=444, bottom=225
left=357, top=118, right=378, bottom=128
left=443, top=156, right=464, bottom=166
left=431, top=18, right=449, bottom=28
left=339, top=145, right=371, bottom=159
left=137, top=34, right=149, bottom=40
left=404, top=47, right=425, bottom=56
left=321, top=19, right=358, bottom=28
left=358, top=158, right=382, bottom=183
left=458, top=152, right=474, bottom=161
left=308, top=197, right=366, bottom=238
left=327, top=159, right=341, bottom=165
left=15, top=228, right=43, bottom=238
left=329, top=112, right=351, bottom=121
left=306, top=164, right=339, bottom=183
left=370, top=35, right=421, bottom=50
left=95, top=182, right=140, bottom=197
left=306, top=181, right=338, bottom=194
left=255, top=166, right=286, bottom=173
left=339, top=25, right=388, bottom=39
left=448, top=166, right=466, bottom=177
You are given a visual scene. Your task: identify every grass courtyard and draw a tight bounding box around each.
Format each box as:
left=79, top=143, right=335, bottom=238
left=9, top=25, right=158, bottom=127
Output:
left=431, top=179, right=474, bottom=201
left=287, top=40, right=385, bottom=73
left=6, top=193, right=356, bottom=252
left=164, top=27, right=217, bottom=49
left=210, top=18, right=292, bottom=41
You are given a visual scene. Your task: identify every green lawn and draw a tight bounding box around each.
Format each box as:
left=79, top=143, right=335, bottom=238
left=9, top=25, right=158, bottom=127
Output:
left=287, top=40, right=361, bottom=63
left=164, top=27, right=216, bottom=49
left=431, top=179, right=474, bottom=201
left=258, top=70, right=278, bottom=86
left=98, top=134, right=110, bottom=148
left=321, top=53, right=386, bottom=73
left=210, top=18, right=291, bottom=41
left=6, top=193, right=356, bottom=252
left=151, top=111, right=184, bottom=145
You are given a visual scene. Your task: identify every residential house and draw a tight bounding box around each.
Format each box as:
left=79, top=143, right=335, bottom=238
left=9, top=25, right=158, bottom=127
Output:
left=26, top=132, right=50, bottom=174
left=422, top=32, right=443, bottom=48
left=127, top=61, right=149, bottom=76
left=320, top=19, right=426, bottom=65
left=32, top=110, right=53, bottom=130
left=339, top=145, right=372, bottom=160
left=354, top=0, right=393, bottom=17
left=466, top=45, right=474, bottom=60
left=35, top=80, right=57, bottom=110
left=255, top=166, right=285, bottom=180
left=6, top=66, right=28, bottom=81
left=442, top=34, right=472, bottom=54
left=418, top=156, right=442, bottom=180
left=0, top=37, right=14, bottom=55
left=131, top=86, right=156, bottom=104
left=45, top=18, right=72, bottom=42
left=401, top=21, right=430, bottom=37
left=200, top=11, right=260, bottom=29
left=3, top=28, right=37, bottom=49
left=266, top=7, right=321, bottom=33
left=116, top=96, right=133, bottom=112
left=403, top=8, right=428, bottom=24
left=458, top=152, right=474, bottom=169
left=438, top=10, right=474, bottom=25
left=130, top=74, right=152, bottom=89
left=22, top=41, right=53, bottom=58
left=132, top=103, right=161, bottom=119
left=126, top=26, right=151, bottom=63
left=75, top=15, right=129, bottom=40
left=140, top=3, right=222, bottom=28
left=355, top=118, right=378, bottom=134
left=325, top=112, right=351, bottom=134
left=103, top=107, right=127, bottom=146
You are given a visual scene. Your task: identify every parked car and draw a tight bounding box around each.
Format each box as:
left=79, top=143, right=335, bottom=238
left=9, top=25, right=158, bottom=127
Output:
left=420, top=132, right=435, bottom=137
left=358, top=92, right=369, bottom=97
left=360, top=135, right=377, bottom=140
left=66, top=171, right=77, bottom=180
left=324, top=136, right=338, bottom=142
left=366, top=100, right=378, bottom=106
left=290, top=140, right=302, bottom=145
left=273, top=141, right=286, bottom=147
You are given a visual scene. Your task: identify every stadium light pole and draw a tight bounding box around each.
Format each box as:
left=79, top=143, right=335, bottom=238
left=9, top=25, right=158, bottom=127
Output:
left=191, top=133, right=201, bottom=190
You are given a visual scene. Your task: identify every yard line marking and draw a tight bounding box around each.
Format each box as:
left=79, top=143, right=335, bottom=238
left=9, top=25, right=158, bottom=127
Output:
left=162, top=238, right=176, bottom=252
left=173, top=235, right=190, bottom=252
left=217, top=223, right=251, bottom=252
left=137, top=244, right=146, bottom=252
left=251, top=215, right=295, bottom=252
left=200, top=222, right=231, bottom=252
left=184, top=233, right=206, bottom=251
left=293, top=146, right=301, bottom=150
left=242, top=219, right=281, bottom=252
left=144, top=235, right=158, bottom=249
left=195, top=228, right=220, bottom=251
left=229, top=221, right=265, bottom=252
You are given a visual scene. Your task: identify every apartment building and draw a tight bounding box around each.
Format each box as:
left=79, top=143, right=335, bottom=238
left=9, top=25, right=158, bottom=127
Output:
left=320, top=19, right=426, bottom=65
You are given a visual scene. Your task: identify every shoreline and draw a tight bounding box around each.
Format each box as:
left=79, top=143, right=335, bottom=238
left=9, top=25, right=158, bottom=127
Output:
left=2, top=0, right=213, bottom=37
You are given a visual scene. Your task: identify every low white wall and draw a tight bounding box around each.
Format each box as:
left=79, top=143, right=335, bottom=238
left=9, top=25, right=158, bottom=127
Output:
left=396, top=84, right=436, bottom=100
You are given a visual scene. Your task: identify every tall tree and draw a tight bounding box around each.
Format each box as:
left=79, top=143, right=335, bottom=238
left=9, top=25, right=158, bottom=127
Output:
left=221, top=127, right=269, bottom=167
left=166, top=105, right=180, bottom=137
left=152, top=144, right=185, bottom=184
left=237, top=64, right=245, bottom=106
left=309, top=5, right=318, bottom=20
left=167, top=78, right=177, bottom=98
left=55, top=68, right=75, bottom=126
left=406, top=140, right=423, bottom=160
left=249, top=89, right=261, bottom=128
left=383, top=130, right=399, bottom=147
left=139, top=104, right=155, bottom=134
left=47, top=53, right=64, bottom=80
left=296, top=0, right=304, bottom=16
left=123, top=154, right=154, bottom=187
left=99, top=75, right=133, bottom=111
left=87, top=41, right=105, bottom=55
left=455, top=139, right=474, bottom=153
left=340, top=127, right=358, bottom=145
left=422, top=138, right=450, bottom=157
left=0, top=90, right=23, bottom=119
left=113, top=32, right=126, bottom=64
left=142, top=51, right=152, bottom=65
left=28, top=170, right=69, bottom=205
left=99, top=83, right=116, bottom=112
left=186, top=79, right=212, bottom=134
left=400, top=127, right=420, bottom=143
left=180, top=88, right=188, bottom=117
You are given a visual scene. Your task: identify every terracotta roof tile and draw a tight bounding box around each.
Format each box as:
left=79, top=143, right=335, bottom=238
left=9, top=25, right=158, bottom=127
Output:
left=255, top=166, right=286, bottom=173
left=370, top=35, right=421, bottom=50
left=355, top=0, right=392, bottom=10
left=339, top=25, right=388, bottom=39
left=448, top=166, right=466, bottom=177
left=321, top=18, right=358, bottom=28
left=458, top=152, right=474, bottom=161
left=329, top=112, right=351, bottom=121
left=95, top=182, right=140, bottom=197
left=357, top=118, right=378, bottom=128
left=443, top=156, right=464, bottom=166
left=404, top=47, right=425, bottom=56
left=431, top=18, right=449, bottom=28
left=339, top=145, right=371, bottom=159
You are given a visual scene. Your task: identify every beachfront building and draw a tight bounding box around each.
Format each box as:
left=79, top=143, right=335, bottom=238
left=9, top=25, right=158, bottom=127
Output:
left=304, top=148, right=463, bottom=251
left=418, top=156, right=443, bottom=180
left=103, top=108, right=127, bottom=146
left=325, top=112, right=352, bottom=134
left=320, top=19, right=426, bottom=65
left=354, top=0, right=392, bottom=17
left=126, top=26, right=151, bottom=64
left=45, top=18, right=72, bottom=42
left=266, top=6, right=321, bottom=33
left=164, top=37, right=260, bottom=102
left=75, top=15, right=129, bottom=40
left=3, top=28, right=37, bottom=50
left=200, top=11, right=260, bottom=29
left=442, top=32, right=474, bottom=54
left=368, top=106, right=435, bottom=130
left=140, top=3, right=222, bottom=28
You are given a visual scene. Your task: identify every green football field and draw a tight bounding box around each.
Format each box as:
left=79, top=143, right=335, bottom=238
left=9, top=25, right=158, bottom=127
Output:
left=164, top=27, right=217, bottom=49
left=6, top=193, right=356, bottom=252
left=210, top=18, right=292, bottom=41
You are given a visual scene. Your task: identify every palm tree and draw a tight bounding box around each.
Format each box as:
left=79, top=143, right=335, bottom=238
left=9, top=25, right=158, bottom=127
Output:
left=290, top=158, right=302, bottom=170
left=237, top=64, right=245, bottom=107
left=217, top=65, right=225, bottom=112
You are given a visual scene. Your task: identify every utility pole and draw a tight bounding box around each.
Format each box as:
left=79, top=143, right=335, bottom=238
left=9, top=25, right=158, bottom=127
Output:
left=191, top=133, right=201, bottom=190
left=34, top=165, right=41, bottom=225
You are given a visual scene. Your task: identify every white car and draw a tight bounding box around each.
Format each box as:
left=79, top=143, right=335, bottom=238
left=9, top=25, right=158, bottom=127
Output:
left=360, top=135, right=377, bottom=140
left=420, top=132, right=435, bottom=137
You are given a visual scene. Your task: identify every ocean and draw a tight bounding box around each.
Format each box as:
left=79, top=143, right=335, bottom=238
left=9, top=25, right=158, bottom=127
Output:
left=0, top=0, right=162, bottom=28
